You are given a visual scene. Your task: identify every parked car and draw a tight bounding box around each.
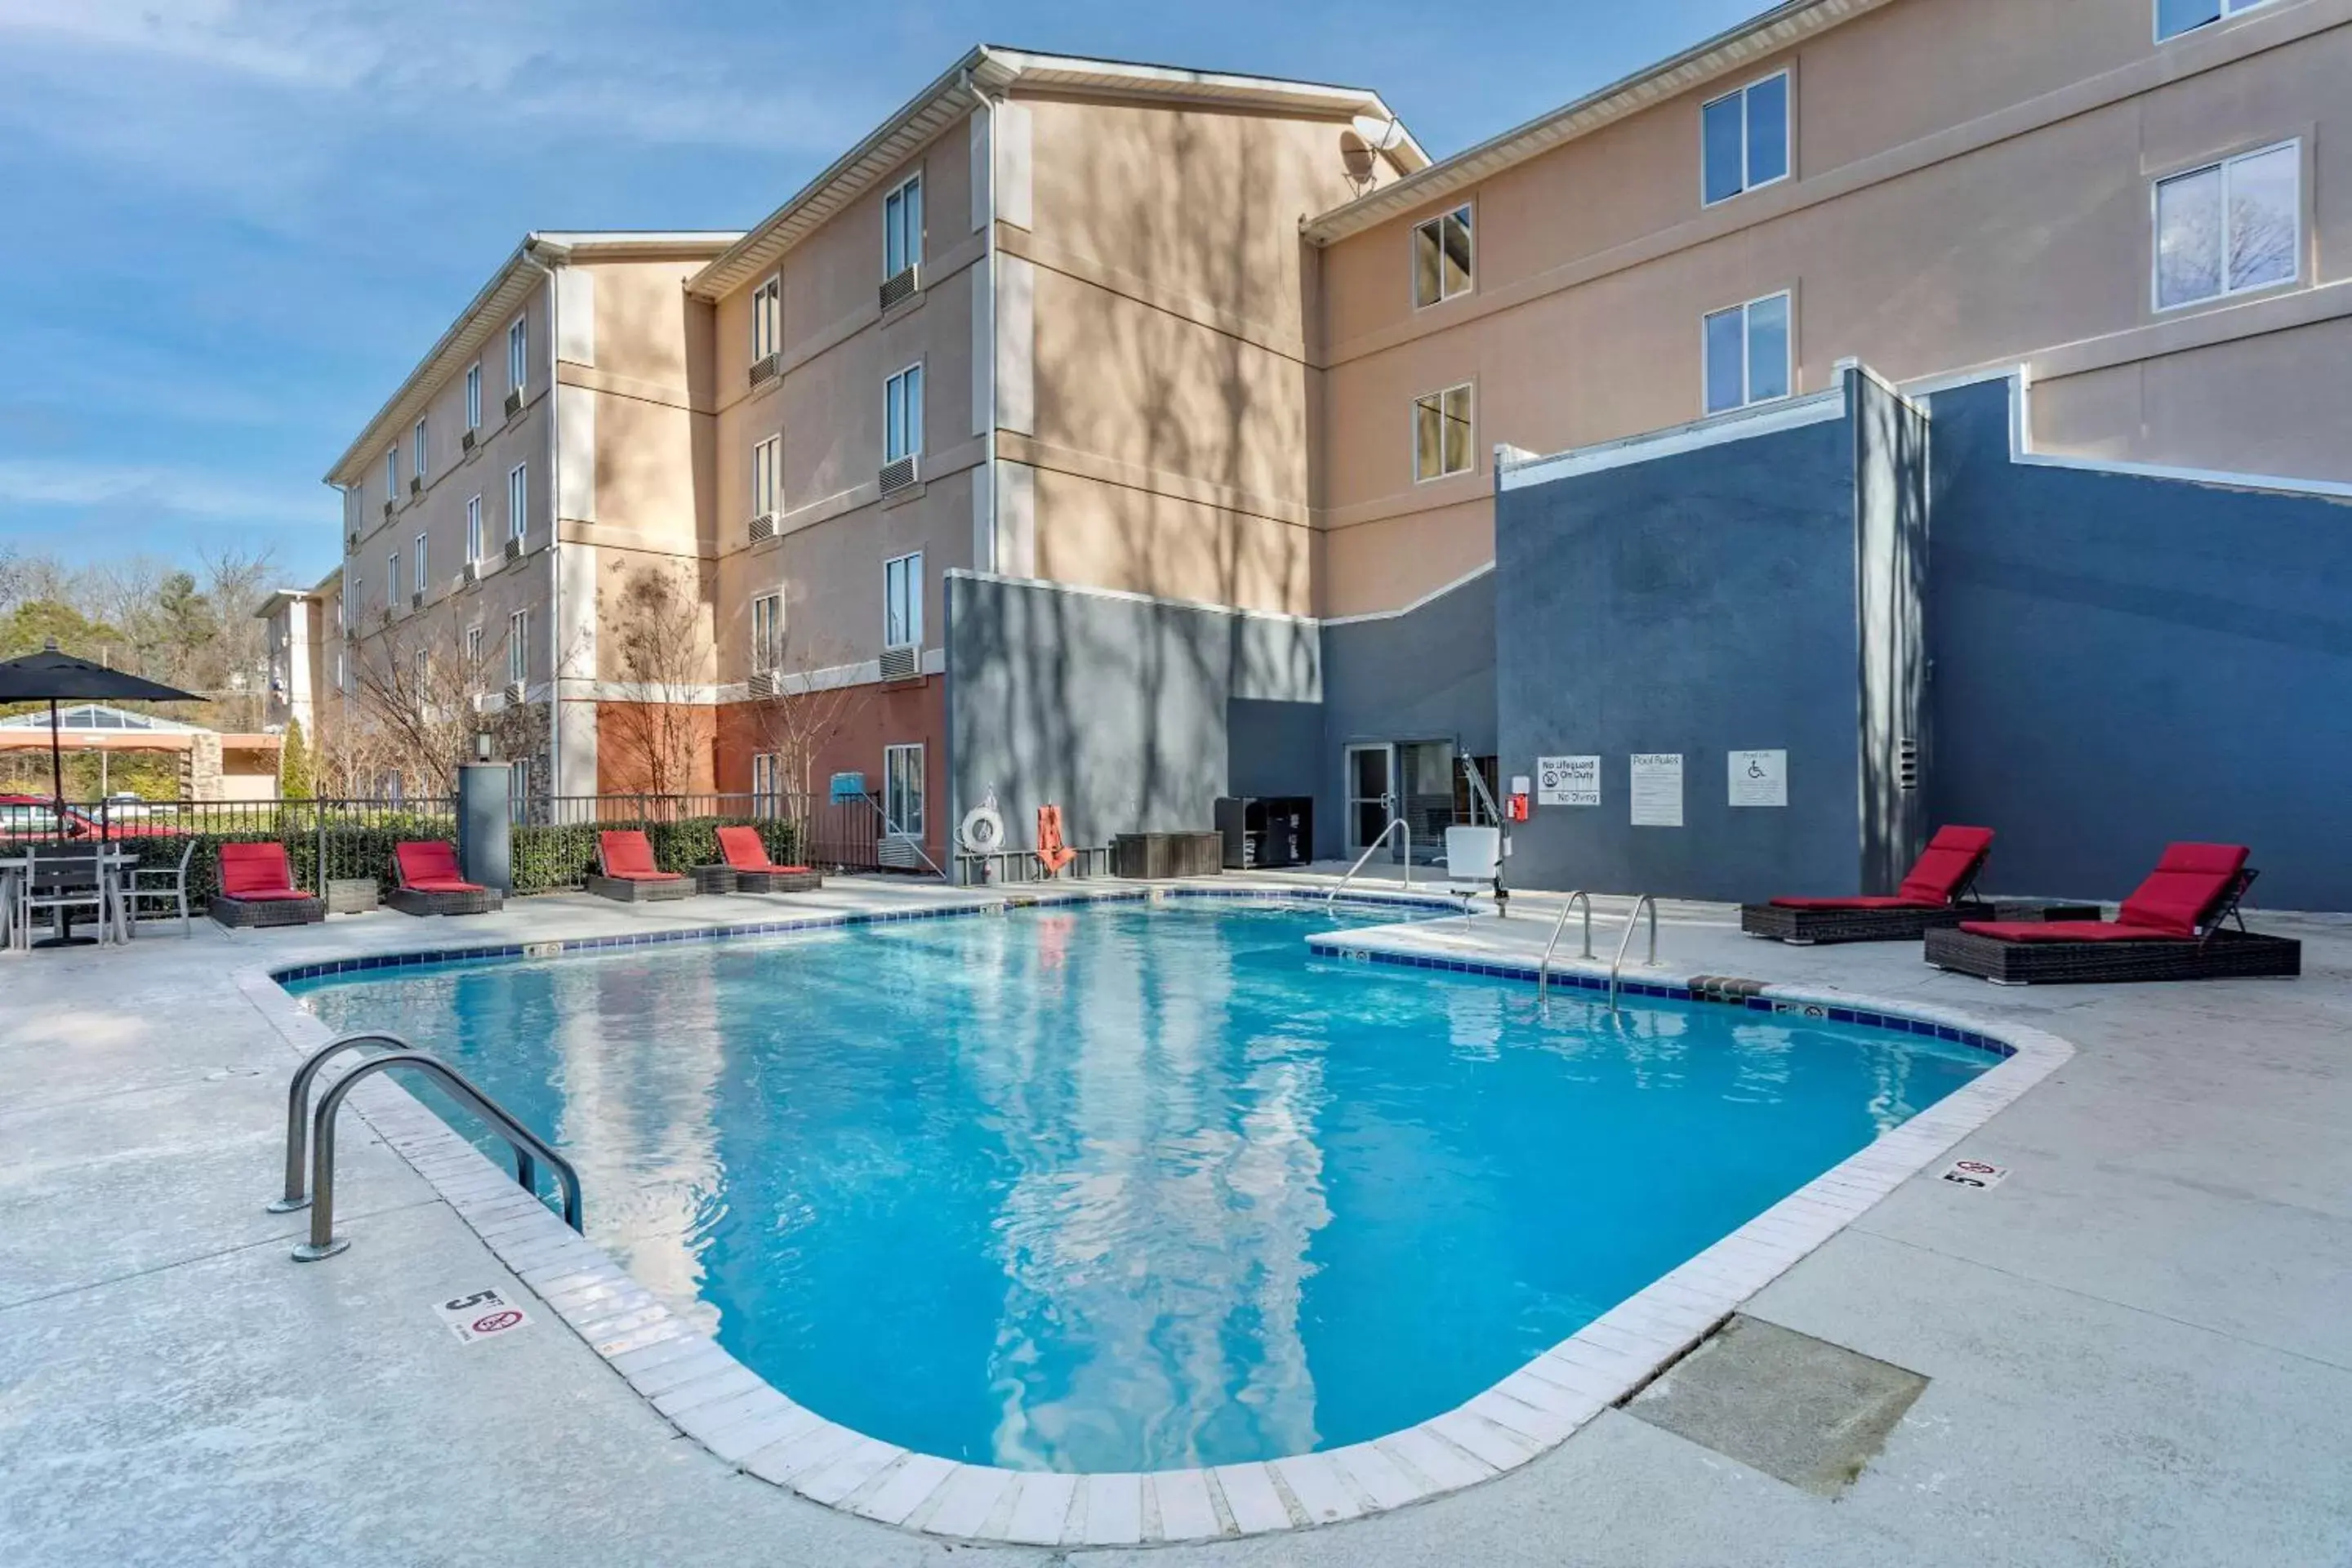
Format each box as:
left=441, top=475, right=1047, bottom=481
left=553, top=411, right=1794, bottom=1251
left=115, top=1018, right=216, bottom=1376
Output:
left=0, top=794, right=182, bottom=840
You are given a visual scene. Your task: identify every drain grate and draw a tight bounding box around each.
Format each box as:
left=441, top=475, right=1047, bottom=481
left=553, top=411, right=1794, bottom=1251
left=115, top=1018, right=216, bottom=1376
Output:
left=1624, top=1314, right=1928, bottom=1496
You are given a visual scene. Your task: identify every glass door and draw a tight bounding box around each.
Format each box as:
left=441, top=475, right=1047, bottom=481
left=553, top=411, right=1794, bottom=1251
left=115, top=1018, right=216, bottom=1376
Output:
left=1345, top=743, right=1396, bottom=855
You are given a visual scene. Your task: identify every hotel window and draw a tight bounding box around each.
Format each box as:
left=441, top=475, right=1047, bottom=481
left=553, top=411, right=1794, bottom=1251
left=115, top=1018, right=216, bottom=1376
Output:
left=412, top=534, right=428, bottom=595
left=2157, top=0, right=2274, bottom=39
left=752, top=434, right=781, bottom=517
left=1413, top=384, right=1474, bottom=481
left=884, top=551, right=923, bottom=650
left=751, top=275, right=782, bottom=360
left=506, top=462, right=528, bottom=541
left=466, top=495, right=483, bottom=561
left=510, top=756, right=532, bottom=821
left=384, top=448, right=398, bottom=501
left=2154, top=141, right=2300, bottom=311
left=884, top=364, right=924, bottom=463
left=1702, top=70, right=1791, bottom=206
left=884, top=173, right=923, bottom=279
left=386, top=555, right=399, bottom=608
left=466, top=624, right=483, bottom=669
left=751, top=752, right=782, bottom=817
left=412, top=419, right=428, bottom=480
left=883, top=742, right=925, bottom=841
left=465, top=362, right=482, bottom=430
left=751, top=593, right=782, bottom=673
left=1703, top=292, right=1793, bottom=414
left=508, top=609, right=528, bottom=684
left=507, top=315, right=528, bottom=392
left=1411, top=205, right=1473, bottom=308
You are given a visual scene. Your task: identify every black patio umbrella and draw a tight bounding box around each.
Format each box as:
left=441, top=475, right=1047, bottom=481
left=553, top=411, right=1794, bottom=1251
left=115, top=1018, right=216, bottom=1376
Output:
left=0, top=638, right=203, bottom=817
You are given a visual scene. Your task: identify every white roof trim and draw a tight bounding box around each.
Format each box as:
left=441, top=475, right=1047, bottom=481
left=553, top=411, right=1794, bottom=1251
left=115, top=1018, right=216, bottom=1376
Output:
left=1499, top=385, right=1847, bottom=492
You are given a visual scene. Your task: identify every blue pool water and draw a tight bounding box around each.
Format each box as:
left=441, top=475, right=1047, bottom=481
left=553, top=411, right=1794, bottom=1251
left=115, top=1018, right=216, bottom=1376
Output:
left=290, top=898, right=1992, bottom=1472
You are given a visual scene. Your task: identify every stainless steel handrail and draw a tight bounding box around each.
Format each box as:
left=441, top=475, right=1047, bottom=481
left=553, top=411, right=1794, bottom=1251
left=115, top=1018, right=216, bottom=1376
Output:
left=1609, top=893, right=1659, bottom=1013
left=1327, top=817, right=1412, bottom=906
left=271, top=1031, right=408, bottom=1212
left=1536, top=890, right=1593, bottom=1009
left=291, top=1049, right=583, bottom=1262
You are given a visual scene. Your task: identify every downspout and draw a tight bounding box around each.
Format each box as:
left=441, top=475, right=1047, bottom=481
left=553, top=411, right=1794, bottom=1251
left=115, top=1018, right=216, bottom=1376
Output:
left=955, top=62, right=1004, bottom=883
left=528, top=236, right=564, bottom=800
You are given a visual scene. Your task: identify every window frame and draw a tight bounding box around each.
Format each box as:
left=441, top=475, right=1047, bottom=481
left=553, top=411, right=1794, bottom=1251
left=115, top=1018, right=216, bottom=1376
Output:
left=384, top=448, right=399, bottom=502
left=465, top=624, right=483, bottom=670
left=883, top=172, right=924, bottom=280
left=386, top=554, right=399, bottom=608
left=751, top=274, right=782, bottom=361
left=506, top=462, right=528, bottom=541
left=2150, top=138, right=2302, bottom=314
left=751, top=592, right=783, bottom=673
left=751, top=751, right=782, bottom=817
left=1410, top=381, right=1477, bottom=483
left=466, top=494, right=483, bottom=561
left=412, top=532, right=428, bottom=595
left=883, top=550, right=924, bottom=651
left=465, top=362, right=483, bottom=430
left=751, top=433, right=781, bottom=517
left=412, top=418, right=428, bottom=481
left=1410, top=203, right=1476, bottom=310
left=506, top=315, right=528, bottom=393
left=508, top=608, right=529, bottom=685
left=1699, top=68, right=1793, bottom=208
left=1700, top=290, right=1797, bottom=416
left=882, top=742, right=925, bottom=841
left=884, top=362, right=924, bottom=464
left=2155, top=0, right=2274, bottom=42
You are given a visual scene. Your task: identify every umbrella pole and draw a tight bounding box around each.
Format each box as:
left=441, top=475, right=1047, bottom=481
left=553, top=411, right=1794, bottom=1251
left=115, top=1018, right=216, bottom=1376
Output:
left=50, top=697, right=65, bottom=820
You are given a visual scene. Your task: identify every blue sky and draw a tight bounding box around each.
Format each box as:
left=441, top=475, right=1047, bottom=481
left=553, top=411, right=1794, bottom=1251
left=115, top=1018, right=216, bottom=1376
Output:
left=0, top=0, right=1765, bottom=586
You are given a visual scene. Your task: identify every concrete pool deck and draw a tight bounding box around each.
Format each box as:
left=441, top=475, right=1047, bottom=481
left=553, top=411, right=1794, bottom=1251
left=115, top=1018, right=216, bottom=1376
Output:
left=2, top=876, right=2347, bottom=1566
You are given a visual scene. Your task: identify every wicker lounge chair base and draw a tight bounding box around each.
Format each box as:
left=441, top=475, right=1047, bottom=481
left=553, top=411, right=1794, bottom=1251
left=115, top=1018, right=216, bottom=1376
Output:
left=1740, top=901, right=1994, bottom=945
left=586, top=873, right=693, bottom=902
left=386, top=887, right=504, bottom=916
left=736, top=869, right=823, bottom=893
left=209, top=894, right=326, bottom=929
left=1923, top=927, right=2301, bottom=985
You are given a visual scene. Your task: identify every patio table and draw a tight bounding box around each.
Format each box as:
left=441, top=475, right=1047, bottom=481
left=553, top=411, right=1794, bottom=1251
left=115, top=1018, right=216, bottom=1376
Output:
left=0, top=844, right=136, bottom=948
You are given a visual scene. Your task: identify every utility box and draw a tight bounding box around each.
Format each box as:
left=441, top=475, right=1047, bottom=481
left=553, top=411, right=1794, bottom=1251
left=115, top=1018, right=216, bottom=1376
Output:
left=1112, top=831, right=1224, bottom=880
left=1214, top=796, right=1315, bottom=870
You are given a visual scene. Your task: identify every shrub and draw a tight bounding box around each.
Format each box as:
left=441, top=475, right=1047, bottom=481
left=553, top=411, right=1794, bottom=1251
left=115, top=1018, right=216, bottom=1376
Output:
left=510, top=815, right=798, bottom=895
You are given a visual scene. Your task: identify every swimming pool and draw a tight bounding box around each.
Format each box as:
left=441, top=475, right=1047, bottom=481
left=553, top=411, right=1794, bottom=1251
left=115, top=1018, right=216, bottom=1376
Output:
left=290, top=897, right=1993, bottom=1475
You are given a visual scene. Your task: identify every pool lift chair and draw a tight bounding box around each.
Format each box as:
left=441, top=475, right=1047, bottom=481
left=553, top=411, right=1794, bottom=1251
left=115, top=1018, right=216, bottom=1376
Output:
left=1442, top=755, right=1510, bottom=917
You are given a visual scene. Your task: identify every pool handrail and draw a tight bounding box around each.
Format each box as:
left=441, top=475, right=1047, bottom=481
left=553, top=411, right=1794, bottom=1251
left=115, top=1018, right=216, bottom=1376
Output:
left=1610, top=893, right=1659, bottom=1013
left=271, top=1031, right=409, bottom=1212
left=1328, top=817, right=1412, bottom=906
left=290, top=1049, right=582, bottom=1262
left=1536, top=890, right=1594, bottom=1009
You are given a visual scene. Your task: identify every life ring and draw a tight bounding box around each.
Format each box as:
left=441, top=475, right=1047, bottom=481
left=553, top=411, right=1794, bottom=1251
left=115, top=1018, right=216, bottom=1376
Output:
left=959, top=804, right=1006, bottom=855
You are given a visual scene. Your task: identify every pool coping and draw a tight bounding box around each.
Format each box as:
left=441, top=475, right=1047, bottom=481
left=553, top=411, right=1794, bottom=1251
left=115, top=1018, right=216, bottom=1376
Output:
left=234, top=886, right=2072, bottom=1549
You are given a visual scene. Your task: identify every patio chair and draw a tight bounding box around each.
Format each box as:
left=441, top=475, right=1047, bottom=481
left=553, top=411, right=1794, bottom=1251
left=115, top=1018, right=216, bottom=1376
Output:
left=586, top=830, right=692, bottom=902
left=124, top=839, right=195, bottom=938
left=714, top=826, right=822, bottom=893
left=208, top=842, right=326, bottom=929
left=1739, top=826, right=1996, bottom=945
left=24, top=844, right=124, bottom=945
left=386, top=840, right=503, bottom=917
left=1923, top=842, right=2301, bottom=984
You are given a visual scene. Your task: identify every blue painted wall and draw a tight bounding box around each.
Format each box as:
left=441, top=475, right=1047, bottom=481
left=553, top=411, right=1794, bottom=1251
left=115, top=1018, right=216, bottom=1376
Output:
left=1923, top=378, right=2352, bottom=910
left=1494, top=390, right=1873, bottom=901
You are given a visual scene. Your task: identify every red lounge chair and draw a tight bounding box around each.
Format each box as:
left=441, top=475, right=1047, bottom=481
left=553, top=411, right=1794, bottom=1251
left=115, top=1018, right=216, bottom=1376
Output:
left=386, top=840, right=502, bottom=917
left=1924, top=842, right=2301, bottom=984
left=207, top=841, right=325, bottom=929
left=715, top=825, right=822, bottom=893
left=587, top=830, right=692, bottom=902
left=1739, top=826, right=1995, bottom=944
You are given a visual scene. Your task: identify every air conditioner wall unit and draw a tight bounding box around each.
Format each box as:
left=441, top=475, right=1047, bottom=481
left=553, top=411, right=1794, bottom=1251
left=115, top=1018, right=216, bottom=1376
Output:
left=504, top=388, right=524, bottom=419
left=504, top=680, right=526, bottom=705
left=408, top=475, right=422, bottom=496
left=504, top=536, right=524, bottom=563
left=461, top=429, right=478, bottom=453
left=410, top=590, right=424, bottom=610
left=879, top=455, right=919, bottom=497
left=878, top=644, right=919, bottom=682
left=748, top=670, right=782, bottom=699
left=748, top=353, right=781, bottom=388
left=880, top=265, right=920, bottom=312
left=461, top=560, right=478, bottom=586
left=381, top=499, right=394, bottom=519
left=748, top=512, right=777, bottom=543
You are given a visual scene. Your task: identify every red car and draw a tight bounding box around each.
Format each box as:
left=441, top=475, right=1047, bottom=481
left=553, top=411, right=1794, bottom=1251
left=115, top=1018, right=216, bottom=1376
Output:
left=0, top=794, right=184, bottom=840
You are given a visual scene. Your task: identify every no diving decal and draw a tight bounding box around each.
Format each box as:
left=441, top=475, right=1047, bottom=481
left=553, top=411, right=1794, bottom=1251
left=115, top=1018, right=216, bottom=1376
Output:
left=434, top=1287, right=532, bottom=1344
left=1937, top=1159, right=2010, bottom=1191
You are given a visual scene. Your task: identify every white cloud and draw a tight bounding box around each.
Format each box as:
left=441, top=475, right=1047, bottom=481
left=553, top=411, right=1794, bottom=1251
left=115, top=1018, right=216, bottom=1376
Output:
left=0, top=458, right=327, bottom=527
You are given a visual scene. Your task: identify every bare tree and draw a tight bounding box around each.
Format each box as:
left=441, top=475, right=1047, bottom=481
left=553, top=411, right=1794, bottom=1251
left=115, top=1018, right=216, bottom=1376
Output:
left=345, top=610, right=530, bottom=799
left=599, top=563, right=711, bottom=801
left=750, top=623, right=875, bottom=845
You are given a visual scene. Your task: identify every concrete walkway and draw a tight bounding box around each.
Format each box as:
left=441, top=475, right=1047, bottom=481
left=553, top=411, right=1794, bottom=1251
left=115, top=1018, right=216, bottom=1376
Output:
left=2, top=878, right=2345, bottom=1566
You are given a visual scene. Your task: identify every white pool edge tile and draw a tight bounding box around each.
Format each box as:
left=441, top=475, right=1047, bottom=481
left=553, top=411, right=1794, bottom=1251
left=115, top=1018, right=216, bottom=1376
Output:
left=234, top=892, right=2073, bottom=1546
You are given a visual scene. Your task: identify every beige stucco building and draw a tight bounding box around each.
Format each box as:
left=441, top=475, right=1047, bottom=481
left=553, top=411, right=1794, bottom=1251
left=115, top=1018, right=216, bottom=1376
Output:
left=286, top=3, right=2350, bottom=860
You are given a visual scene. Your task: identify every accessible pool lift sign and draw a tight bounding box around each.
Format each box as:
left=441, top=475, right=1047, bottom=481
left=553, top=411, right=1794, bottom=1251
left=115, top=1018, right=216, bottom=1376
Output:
left=1629, top=754, right=1683, bottom=826
left=1729, top=750, right=1788, bottom=808
left=1536, top=755, right=1601, bottom=807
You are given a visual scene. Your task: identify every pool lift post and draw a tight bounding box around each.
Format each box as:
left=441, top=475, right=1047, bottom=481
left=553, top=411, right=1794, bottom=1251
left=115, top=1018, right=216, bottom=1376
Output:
left=1459, top=753, right=1510, bottom=917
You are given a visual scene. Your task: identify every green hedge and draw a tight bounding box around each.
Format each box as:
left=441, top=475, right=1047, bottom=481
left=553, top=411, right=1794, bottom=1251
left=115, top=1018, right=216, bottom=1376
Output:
left=511, top=816, right=800, bottom=895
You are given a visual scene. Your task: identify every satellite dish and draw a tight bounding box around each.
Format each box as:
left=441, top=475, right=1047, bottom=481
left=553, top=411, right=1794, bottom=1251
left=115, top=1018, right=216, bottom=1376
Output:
left=1339, top=129, right=1376, bottom=185
left=1350, top=113, right=1406, bottom=153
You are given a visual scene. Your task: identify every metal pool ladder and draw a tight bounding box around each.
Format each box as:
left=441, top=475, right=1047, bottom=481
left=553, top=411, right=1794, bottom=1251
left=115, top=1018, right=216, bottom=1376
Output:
left=273, top=1031, right=582, bottom=1263
left=1327, top=817, right=1412, bottom=906
left=1535, top=890, right=1593, bottom=1009
left=1609, top=894, right=1660, bottom=1013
